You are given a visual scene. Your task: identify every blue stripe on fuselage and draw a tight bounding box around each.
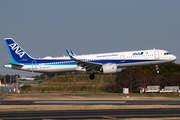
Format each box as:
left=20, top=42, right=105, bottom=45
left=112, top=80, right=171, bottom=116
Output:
left=20, top=59, right=161, bottom=65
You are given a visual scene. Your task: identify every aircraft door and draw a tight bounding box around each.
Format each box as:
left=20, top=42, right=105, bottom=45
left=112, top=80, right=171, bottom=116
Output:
left=154, top=51, right=159, bottom=59
left=120, top=54, right=125, bottom=62
left=32, top=60, right=37, bottom=69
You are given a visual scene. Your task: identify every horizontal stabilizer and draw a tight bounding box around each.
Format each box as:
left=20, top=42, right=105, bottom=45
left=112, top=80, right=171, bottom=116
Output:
left=3, top=63, right=24, bottom=69
left=8, top=63, right=24, bottom=66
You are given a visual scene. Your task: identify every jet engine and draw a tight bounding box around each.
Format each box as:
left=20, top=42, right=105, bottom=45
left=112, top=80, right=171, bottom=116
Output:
left=102, top=64, right=117, bottom=74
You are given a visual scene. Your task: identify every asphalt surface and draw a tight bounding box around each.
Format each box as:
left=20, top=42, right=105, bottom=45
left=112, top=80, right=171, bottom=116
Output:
left=0, top=100, right=180, bottom=105
left=1, top=100, right=180, bottom=119
left=1, top=109, right=180, bottom=119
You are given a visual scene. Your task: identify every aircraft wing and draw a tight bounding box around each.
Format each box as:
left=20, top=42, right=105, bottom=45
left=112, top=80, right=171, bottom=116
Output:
left=66, top=50, right=102, bottom=71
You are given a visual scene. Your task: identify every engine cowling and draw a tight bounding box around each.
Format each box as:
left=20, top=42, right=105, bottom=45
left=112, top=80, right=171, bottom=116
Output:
left=102, top=64, right=117, bottom=74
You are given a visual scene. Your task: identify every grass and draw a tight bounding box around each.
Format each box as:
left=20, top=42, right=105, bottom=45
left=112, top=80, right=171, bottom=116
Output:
left=2, top=93, right=180, bottom=101
left=1, top=104, right=180, bottom=112
left=0, top=105, right=180, bottom=112
left=21, top=74, right=111, bottom=93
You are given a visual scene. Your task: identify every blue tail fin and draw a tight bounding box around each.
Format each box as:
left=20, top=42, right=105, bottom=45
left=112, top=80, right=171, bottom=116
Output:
left=4, top=38, right=33, bottom=64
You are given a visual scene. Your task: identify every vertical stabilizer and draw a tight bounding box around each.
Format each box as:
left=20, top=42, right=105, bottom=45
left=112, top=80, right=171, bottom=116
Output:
left=4, top=38, right=33, bottom=64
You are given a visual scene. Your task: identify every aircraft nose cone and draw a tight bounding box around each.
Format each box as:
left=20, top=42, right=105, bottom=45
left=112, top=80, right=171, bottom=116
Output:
left=173, top=55, right=177, bottom=61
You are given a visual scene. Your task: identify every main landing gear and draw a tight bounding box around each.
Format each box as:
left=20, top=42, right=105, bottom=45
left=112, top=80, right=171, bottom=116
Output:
left=156, top=65, right=159, bottom=73
left=89, top=74, right=95, bottom=80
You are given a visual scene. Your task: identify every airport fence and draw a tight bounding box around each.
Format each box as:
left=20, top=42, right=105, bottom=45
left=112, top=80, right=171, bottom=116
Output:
left=0, top=85, right=21, bottom=93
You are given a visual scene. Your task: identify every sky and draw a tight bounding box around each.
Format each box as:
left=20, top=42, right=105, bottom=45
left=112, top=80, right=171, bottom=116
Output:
left=0, top=0, right=180, bottom=77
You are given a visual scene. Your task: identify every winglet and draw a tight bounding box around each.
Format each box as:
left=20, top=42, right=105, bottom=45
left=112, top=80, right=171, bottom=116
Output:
left=66, top=50, right=73, bottom=59
left=71, top=51, right=76, bottom=56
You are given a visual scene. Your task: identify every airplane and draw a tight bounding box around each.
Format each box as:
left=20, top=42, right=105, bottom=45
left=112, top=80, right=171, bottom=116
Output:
left=4, top=38, right=177, bottom=79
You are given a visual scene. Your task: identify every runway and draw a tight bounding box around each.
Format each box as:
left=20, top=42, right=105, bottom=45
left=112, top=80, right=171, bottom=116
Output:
left=0, top=109, right=180, bottom=119
left=0, top=100, right=180, bottom=105
left=1, top=100, right=180, bottom=119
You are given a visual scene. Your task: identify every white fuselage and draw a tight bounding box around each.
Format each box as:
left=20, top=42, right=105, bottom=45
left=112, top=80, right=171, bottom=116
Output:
left=4, top=49, right=177, bottom=73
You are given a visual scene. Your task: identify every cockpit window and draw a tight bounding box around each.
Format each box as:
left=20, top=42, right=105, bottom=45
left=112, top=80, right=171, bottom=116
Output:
left=164, top=52, right=171, bottom=55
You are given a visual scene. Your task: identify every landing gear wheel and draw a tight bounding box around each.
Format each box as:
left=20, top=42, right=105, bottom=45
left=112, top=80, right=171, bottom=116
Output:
left=89, top=74, right=95, bottom=80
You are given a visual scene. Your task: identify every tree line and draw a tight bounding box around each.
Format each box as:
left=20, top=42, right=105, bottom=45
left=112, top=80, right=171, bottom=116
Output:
left=104, top=63, right=180, bottom=93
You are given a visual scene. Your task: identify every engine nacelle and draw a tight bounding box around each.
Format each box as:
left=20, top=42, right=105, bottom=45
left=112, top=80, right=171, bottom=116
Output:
left=102, top=64, right=117, bottom=74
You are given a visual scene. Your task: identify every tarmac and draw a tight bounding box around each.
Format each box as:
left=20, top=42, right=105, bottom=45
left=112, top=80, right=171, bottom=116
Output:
left=0, top=100, right=180, bottom=105
left=1, top=109, right=180, bottom=119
